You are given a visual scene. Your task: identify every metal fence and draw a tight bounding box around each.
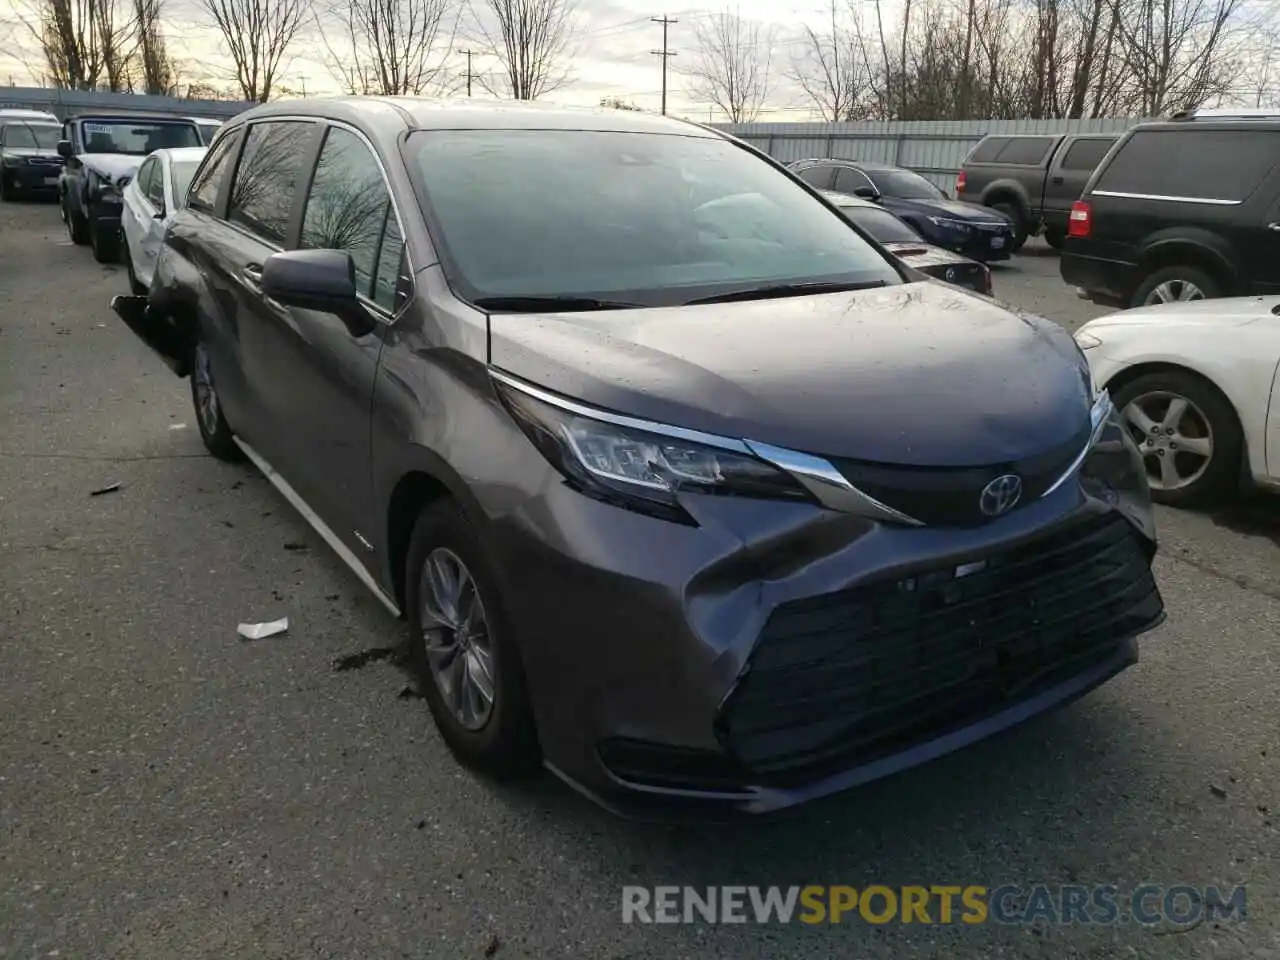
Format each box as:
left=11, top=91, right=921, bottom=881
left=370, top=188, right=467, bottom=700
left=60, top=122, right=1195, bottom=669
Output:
left=0, top=86, right=253, bottom=122
left=715, top=117, right=1145, bottom=189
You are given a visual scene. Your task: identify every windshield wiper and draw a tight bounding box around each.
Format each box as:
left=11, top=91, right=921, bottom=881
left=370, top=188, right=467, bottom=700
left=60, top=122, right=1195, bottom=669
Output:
left=683, top=280, right=888, bottom=305
left=473, top=295, right=644, bottom=312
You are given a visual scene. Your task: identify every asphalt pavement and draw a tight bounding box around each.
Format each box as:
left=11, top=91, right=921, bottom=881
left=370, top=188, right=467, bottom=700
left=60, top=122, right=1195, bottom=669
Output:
left=2, top=201, right=1278, bottom=959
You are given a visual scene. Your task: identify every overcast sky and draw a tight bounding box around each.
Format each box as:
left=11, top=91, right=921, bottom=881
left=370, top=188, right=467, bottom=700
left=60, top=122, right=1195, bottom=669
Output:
left=0, top=0, right=867, bottom=120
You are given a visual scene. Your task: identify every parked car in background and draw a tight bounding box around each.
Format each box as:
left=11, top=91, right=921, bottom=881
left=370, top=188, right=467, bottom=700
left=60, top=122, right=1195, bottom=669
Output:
left=821, top=190, right=993, bottom=294
left=111, top=98, right=1163, bottom=819
left=0, top=118, right=63, bottom=201
left=789, top=158, right=1015, bottom=262
left=57, top=113, right=203, bottom=263
left=956, top=133, right=1119, bottom=250
left=1075, top=295, right=1280, bottom=507
left=0, top=108, right=60, bottom=124
left=1061, top=108, right=1280, bottom=309
left=121, top=146, right=207, bottom=293
left=187, top=117, right=224, bottom=145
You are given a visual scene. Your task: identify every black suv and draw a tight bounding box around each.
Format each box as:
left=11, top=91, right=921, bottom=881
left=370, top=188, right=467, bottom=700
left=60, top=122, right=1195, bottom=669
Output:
left=57, top=113, right=202, bottom=263
left=1061, top=108, right=1280, bottom=308
left=0, top=118, right=64, bottom=201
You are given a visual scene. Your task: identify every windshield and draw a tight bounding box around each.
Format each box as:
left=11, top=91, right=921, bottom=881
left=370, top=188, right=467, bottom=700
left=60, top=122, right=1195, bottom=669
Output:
left=172, top=159, right=201, bottom=204
left=79, top=120, right=202, bottom=155
left=868, top=168, right=945, bottom=201
left=405, top=129, right=902, bottom=306
left=836, top=204, right=922, bottom=244
left=5, top=123, right=61, bottom=149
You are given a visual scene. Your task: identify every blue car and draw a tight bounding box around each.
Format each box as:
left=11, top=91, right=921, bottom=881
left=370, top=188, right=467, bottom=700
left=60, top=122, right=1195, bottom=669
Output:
left=790, top=158, right=1016, bottom=262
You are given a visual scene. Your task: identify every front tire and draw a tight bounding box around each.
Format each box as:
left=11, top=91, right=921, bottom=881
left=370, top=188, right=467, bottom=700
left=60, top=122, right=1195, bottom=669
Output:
left=1111, top=370, right=1242, bottom=508
left=190, top=337, right=242, bottom=462
left=1044, top=227, right=1065, bottom=251
left=66, top=199, right=90, bottom=245
left=0, top=173, right=16, bottom=202
left=406, top=500, right=541, bottom=779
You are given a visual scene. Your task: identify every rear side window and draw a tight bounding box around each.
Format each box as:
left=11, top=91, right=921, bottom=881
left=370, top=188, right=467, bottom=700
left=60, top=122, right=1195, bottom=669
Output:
left=145, top=161, right=164, bottom=205
left=993, top=137, right=1055, bottom=165
left=796, top=165, right=833, bottom=189
left=967, top=137, right=1008, bottom=163
left=187, top=131, right=239, bottom=213
left=228, top=120, right=316, bottom=244
left=833, top=167, right=874, bottom=194
left=1095, top=129, right=1280, bottom=201
left=1059, top=138, right=1115, bottom=171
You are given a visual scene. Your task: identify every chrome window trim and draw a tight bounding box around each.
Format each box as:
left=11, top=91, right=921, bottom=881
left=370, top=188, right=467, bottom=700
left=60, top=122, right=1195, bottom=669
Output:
left=1091, top=190, right=1242, bottom=206
left=1040, top=390, right=1114, bottom=499
left=490, top=368, right=926, bottom=525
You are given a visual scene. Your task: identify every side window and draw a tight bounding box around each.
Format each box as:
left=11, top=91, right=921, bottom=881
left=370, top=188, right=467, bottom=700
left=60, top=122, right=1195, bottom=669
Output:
left=833, top=167, right=873, bottom=194
left=146, top=161, right=165, bottom=205
left=967, top=137, right=1008, bottom=163
left=1059, top=138, right=1115, bottom=171
left=1095, top=130, right=1280, bottom=201
left=134, top=158, right=154, bottom=199
left=188, top=132, right=239, bottom=214
left=371, top=214, right=406, bottom=312
left=993, top=136, right=1055, bottom=165
left=300, top=125, right=399, bottom=306
left=796, top=165, right=833, bottom=189
left=228, top=120, right=315, bottom=244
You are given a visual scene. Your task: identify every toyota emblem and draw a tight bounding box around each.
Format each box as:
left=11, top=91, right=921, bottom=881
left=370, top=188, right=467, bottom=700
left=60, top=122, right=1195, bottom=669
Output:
left=979, top=474, right=1023, bottom=517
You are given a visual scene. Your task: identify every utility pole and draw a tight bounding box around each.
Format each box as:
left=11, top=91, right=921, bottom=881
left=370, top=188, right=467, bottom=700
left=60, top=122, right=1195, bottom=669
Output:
left=459, top=49, right=479, bottom=97
left=650, top=16, right=678, bottom=115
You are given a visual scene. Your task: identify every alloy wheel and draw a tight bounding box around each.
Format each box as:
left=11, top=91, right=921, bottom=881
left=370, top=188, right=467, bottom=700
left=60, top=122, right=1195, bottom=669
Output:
left=419, top=547, right=496, bottom=731
left=1123, top=390, right=1213, bottom=491
left=193, top=343, right=221, bottom=439
left=1143, top=279, right=1205, bottom=305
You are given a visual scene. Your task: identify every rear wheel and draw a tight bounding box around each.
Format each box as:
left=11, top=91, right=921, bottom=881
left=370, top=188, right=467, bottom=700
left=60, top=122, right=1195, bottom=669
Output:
left=991, top=201, right=1027, bottom=252
left=1130, top=265, right=1220, bottom=309
left=1044, top=227, right=1065, bottom=251
left=191, top=337, right=242, bottom=461
left=1111, top=370, right=1241, bottom=508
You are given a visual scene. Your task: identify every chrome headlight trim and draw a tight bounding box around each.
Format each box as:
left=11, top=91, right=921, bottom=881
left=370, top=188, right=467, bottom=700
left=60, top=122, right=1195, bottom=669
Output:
left=1040, top=389, right=1114, bottom=499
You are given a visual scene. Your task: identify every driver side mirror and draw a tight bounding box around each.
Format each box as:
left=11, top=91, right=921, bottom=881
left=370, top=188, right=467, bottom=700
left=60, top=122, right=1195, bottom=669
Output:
left=261, top=249, right=376, bottom=337
left=853, top=185, right=880, bottom=201
left=56, top=139, right=73, bottom=159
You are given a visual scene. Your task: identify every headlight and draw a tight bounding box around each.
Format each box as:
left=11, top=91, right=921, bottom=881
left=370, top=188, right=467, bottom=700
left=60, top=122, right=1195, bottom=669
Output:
left=493, top=375, right=814, bottom=521
left=1075, top=331, right=1103, bottom=350
left=927, top=217, right=973, bottom=233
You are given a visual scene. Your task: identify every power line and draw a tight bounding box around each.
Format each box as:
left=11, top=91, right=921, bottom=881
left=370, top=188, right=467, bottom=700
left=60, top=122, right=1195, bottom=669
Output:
left=650, top=15, right=678, bottom=115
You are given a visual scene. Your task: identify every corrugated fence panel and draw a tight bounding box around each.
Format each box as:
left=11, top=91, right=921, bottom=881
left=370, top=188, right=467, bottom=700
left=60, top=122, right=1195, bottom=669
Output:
left=719, top=117, right=1146, bottom=187
left=0, top=86, right=254, bottom=121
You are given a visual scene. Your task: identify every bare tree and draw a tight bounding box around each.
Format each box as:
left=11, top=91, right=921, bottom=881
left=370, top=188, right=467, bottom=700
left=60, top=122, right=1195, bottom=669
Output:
left=470, top=0, right=578, bottom=99
left=684, top=6, right=774, bottom=123
left=19, top=0, right=136, bottom=89
left=787, top=0, right=876, bottom=120
left=319, top=0, right=457, bottom=95
left=201, top=0, right=307, bottom=102
left=132, top=0, right=174, bottom=94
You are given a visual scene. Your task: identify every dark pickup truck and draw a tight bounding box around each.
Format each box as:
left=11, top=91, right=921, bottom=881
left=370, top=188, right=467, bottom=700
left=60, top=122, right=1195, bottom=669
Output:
left=955, top=133, right=1119, bottom=251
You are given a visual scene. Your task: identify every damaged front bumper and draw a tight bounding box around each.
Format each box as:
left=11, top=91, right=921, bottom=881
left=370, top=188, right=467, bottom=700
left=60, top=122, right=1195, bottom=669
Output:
left=110, top=294, right=193, bottom=377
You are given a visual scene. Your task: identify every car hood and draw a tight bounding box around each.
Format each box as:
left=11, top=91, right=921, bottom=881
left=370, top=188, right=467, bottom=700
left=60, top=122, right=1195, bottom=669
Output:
left=1084, top=296, right=1280, bottom=329
left=78, top=153, right=143, bottom=182
left=489, top=281, right=1091, bottom=467
left=4, top=147, right=60, bottom=161
left=886, top=197, right=1008, bottom=223
left=882, top=242, right=980, bottom=268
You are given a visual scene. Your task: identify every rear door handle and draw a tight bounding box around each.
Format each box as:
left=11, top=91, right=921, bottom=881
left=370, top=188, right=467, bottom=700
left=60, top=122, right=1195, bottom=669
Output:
left=1269, top=222, right=1280, bottom=232
left=1051, top=176, right=1064, bottom=184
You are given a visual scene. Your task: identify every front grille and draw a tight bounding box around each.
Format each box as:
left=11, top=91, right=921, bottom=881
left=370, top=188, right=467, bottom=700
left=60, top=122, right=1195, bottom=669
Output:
left=717, top=513, right=1163, bottom=785
left=831, top=424, right=1091, bottom=527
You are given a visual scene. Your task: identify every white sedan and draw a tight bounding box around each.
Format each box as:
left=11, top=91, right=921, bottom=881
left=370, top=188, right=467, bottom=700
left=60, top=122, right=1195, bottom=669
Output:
left=1075, top=296, right=1280, bottom=507
left=120, top=146, right=207, bottom=294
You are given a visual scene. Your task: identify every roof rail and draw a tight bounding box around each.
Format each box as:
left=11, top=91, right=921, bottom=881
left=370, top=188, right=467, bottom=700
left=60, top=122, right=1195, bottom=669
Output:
left=1169, top=106, right=1280, bottom=121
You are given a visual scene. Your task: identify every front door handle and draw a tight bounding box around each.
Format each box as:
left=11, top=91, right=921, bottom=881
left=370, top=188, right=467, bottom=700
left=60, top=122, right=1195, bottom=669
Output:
left=1269, top=222, right=1280, bottom=232
left=242, top=263, right=263, bottom=286
left=1051, top=175, right=1064, bottom=184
